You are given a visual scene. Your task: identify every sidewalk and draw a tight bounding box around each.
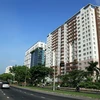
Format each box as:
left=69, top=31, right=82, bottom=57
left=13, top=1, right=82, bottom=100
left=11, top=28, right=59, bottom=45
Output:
left=11, top=85, right=99, bottom=100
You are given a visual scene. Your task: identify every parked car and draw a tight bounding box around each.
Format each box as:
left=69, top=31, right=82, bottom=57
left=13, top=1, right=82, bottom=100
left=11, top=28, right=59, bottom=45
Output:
left=2, top=81, right=10, bottom=89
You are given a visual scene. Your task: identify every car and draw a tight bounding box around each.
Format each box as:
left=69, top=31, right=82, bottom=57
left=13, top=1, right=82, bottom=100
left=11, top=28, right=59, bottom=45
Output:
left=2, top=81, right=10, bottom=89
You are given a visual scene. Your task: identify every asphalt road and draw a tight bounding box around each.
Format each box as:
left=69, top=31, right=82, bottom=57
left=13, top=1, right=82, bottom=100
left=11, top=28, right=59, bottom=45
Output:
left=0, top=87, right=90, bottom=100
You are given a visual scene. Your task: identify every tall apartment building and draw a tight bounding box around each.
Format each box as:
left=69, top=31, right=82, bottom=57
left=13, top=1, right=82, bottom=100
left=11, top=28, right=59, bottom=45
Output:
left=24, top=41, right=46, bottom=68
left=46, top=4, right=100, bottom=76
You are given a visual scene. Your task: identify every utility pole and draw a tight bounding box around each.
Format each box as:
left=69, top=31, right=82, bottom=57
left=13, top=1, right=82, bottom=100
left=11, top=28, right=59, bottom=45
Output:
left=24, top=66, right=27, bottom=86
left=53, top=66, right=55, bottom=91
left=52, top=50, right=56, bottom=91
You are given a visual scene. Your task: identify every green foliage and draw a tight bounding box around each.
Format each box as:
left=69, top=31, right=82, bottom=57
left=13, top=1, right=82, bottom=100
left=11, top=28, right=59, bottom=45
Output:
left=85, top=61, right=100, bottom=82
left=30, top=66, right=53, bottom=85
left=60, top=70, right=86, bottom=87
left=0, top=73, right=13, bottom=81
left=79, top=82, right=100, bottom=89
left=10, top=65, right=30, bottom=83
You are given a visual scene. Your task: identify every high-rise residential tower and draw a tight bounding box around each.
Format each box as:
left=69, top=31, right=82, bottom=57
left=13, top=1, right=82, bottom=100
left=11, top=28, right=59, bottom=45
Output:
left=24, top=41, right=46, bottom=68
left=46, top=4, right=100, bottom=76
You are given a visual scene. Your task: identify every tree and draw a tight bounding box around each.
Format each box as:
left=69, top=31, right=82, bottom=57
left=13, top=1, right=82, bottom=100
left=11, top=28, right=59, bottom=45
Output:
left=60, top=70, right=86, bottom=87
left=85, top=61, right=100, bottom=82
left=0, top=73, right=13, bottom=81
left=30, top=66, right=53, bottom=85
left=10, top=65, right=30, bottom=84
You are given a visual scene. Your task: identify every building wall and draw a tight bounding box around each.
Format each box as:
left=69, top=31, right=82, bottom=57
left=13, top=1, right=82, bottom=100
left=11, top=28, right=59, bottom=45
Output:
left=46, top=4, right=100, bottom=75
left=24, top=41, right=46, bottom=68
left=5, top=66, right=12, bottom=73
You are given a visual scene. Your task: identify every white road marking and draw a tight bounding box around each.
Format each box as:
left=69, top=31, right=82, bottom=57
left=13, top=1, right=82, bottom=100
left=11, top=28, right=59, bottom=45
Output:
left=3, top=93, right=5, bottom=95
left=7, top=97, right=9, bottom=99
left=41, top=96, right=45, bottom=99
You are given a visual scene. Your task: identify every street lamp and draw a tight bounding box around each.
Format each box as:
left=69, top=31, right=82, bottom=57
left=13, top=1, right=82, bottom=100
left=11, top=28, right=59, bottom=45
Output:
left=24, top=66, right=27, bottom=86
left=53, top=66, right=55, bottom=91
left=52, top=50, right=56, bottom=91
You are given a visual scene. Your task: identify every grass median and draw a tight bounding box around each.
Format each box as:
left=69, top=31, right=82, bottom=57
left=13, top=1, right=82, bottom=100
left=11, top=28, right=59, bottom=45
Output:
left=13, top=85, right=100, bottom=100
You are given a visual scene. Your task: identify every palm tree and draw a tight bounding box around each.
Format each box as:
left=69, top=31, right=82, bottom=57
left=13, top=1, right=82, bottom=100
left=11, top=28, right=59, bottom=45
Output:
left=85, top=61, right=100, bottom=82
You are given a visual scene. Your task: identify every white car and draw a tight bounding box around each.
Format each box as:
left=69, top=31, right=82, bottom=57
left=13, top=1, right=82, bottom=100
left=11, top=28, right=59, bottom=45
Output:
left=2, top=82, right=10, bottom=89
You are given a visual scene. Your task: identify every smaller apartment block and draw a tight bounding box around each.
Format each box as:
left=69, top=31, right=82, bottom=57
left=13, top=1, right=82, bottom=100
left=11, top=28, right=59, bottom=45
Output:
left=46, top=4, right=100, bottom=76
left=24, top=41, right=46, bottom=68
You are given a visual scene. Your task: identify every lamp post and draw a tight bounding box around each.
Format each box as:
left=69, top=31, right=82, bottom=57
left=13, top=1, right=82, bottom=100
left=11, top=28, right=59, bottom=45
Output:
left=53, top=66, right=55, bottom=91
left=24, top=66, right=27, bottom=86
left=52, top=50, right=56, bottom=91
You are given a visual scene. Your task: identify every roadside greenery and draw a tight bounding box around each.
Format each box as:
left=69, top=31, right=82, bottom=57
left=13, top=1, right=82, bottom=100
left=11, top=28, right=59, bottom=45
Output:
left=0, top=61, right=100, bottom=90
left=60, top=61, right=100, bottom=89
left=0, top=73, right=13, bottom=81
left=2, top=65, right=53, bottom=85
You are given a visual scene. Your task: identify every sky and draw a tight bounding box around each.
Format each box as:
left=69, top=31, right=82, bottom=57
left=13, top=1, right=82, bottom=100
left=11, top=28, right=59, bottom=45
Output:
left=0, top=0, right=100, bottom=74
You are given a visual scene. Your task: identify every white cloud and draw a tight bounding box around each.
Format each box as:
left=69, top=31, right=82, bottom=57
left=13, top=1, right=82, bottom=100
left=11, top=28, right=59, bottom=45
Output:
left=10, top=60, right=17, bottom=63
left=95, top=0, right=100, bottom=5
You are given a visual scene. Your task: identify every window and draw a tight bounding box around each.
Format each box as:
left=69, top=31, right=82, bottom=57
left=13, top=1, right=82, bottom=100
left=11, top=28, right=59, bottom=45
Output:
left=83, top=53, right=86, bottom=55
left=78, top=20, right=80, bottom=22
left=82, top=17, right=84, bottom=19
left=79, top=50, right=81, bottom=52
left=83, top=44, right=85, bottom=47
left=87, top=43, right=88, bottom=46
left=79, top=46, right=81, bottom=48
left=78, top=31, right=80, bottom=33
left=79, top=54, right=81, bottom=57
left=82, top=32, right=85, bottom=35
left=78, top=38, right=81, bottom=40
left=78, top=34, right=80, bottom=37
left=82, top=21, right=84, bottom=23
left=78, top=42, right=81, bottom=44
left=83, top=48, right=85, bottom=51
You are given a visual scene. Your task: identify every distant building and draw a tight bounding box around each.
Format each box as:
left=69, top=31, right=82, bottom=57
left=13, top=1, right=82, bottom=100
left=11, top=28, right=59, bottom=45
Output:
left=24, top=41, right=46, bottom=68
left=5, top=66, right=12, bottom=73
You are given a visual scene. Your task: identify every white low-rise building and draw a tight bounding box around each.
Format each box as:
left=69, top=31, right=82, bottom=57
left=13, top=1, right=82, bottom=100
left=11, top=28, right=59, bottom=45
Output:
left=5, top=66, right=12, bottom=73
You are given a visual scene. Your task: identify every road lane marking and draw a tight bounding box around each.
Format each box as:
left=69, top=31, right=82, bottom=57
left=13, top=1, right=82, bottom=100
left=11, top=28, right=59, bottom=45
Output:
left=41, top=96, right=45, bottom=99
left=3, top=93, right=6, bottom=95
left=7, top=97, right=9, bottom=99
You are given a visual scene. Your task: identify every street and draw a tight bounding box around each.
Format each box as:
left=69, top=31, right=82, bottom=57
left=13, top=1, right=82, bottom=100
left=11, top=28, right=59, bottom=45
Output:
left=0, top=87, right=84, bottom=100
